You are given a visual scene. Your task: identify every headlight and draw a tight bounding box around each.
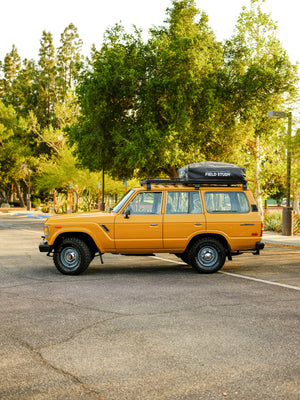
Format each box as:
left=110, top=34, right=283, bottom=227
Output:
left=44, top=225, right=50, bottom=237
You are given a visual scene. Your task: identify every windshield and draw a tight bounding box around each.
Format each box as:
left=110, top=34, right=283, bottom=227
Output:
left=111, top=189, right=135, bottom=213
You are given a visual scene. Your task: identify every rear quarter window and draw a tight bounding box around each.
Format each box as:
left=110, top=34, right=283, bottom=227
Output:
left=204, top=192, right=250, bottom=213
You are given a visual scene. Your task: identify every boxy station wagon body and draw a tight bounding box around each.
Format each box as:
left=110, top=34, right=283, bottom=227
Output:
left=40, top=165, right=264, bottom=275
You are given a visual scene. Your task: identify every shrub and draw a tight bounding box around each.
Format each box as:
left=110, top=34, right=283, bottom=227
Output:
left=32, top=198, right=41, bottom=209
left=41, top=203, right=50, bottom=213
left=264, top=211, right=300, bottom=234
left=264, top=212, right=282, bottom=232
left=294, top=215, right=300, bottom=234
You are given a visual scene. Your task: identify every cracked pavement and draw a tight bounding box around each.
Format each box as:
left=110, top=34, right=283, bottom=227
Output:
left=0, top=214, right=299, bottom=399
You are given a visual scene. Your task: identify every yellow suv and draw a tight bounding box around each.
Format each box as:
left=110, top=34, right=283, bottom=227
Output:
left=39, top=163, right=264, bottom=275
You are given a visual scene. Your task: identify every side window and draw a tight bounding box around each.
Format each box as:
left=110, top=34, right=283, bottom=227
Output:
left=166, top=191, right=203, bottom=214
left=126, top=192, right=162, bottom=214
left=189, top=191, right=203, bottom=214
left=204, top=192, right=250, bottom=213
left=236, top=192, right=250, bottom=212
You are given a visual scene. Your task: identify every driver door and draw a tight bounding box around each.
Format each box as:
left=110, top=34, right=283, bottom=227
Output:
left=114, top=191, right=163, bottom=252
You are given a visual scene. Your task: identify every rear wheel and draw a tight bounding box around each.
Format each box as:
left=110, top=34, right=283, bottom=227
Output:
left=53, top=237, right=92, bottom=275
left=187, top=238, right=226, bottom=274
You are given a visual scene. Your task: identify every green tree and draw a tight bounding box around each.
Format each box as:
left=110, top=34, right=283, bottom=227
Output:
left=57, top=23, right=83, bottom=98
left=224, top=0, right=299, bottom=212
left=34, top=146, right=137, bottom=212
left=27, top=89, right=80, bottom=158
left=0, top=45, right=22, bottom=104
left=69, top=0, right=232, bottom=179
left=68, top=23, right=146, bottom=176
left=37, top=30, right=58, bottom=127
left=0, top=25, right=88, bottom=207
left=118, top=0, right=209, bottom=176
left=127, top=0, right=238, bottom=177
left=0, top=101, right=32, bottom=206
left=2, top=45, right=21, bottom=83
left=8, top=59, right=38, bottom=119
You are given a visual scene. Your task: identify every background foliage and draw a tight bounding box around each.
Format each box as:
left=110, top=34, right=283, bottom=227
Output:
left=0, top=0, right=299, bottom=213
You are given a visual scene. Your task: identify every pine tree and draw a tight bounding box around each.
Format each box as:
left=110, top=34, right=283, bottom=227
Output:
left=0, top=45, right=22, bottom=104
left=37, top=30, right=58, bottom=127
left=57, top=23, right=83, bottom=98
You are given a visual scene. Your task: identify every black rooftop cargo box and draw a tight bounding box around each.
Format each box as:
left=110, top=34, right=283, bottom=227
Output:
left=177, top=162, right=247, bottom=185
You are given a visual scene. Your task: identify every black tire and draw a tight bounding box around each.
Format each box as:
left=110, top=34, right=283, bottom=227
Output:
left=53, top=237, right=92, bottom=275
left=187, top=237, right=226, bottom=274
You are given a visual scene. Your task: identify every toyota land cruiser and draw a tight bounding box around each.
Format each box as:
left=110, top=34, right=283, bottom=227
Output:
left=39, top=163, right=264, bottom=275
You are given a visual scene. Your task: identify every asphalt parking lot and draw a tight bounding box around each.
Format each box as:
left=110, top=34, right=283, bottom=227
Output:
left=0, top=213, right=299, bottom=399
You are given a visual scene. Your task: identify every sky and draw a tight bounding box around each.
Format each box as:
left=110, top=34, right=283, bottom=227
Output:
left=0, top=0, right=299, bottom=65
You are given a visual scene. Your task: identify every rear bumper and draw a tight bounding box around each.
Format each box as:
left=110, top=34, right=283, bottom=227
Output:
left=255, top=241, right=265, bottom=254
left=229, top=241, right=264, bottom=258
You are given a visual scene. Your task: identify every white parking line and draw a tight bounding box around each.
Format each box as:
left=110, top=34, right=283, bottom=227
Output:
left=150, top=255, right=184, bottom=265
left=220, top=271, right=300, bottom=291
left=151, top=256, right=300, bottom=291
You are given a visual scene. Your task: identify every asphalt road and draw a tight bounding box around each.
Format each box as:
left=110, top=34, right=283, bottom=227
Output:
left=0, top=214, right=299, bottom=400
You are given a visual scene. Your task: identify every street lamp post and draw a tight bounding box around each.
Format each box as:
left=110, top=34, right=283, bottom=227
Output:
left=267, top=111, right=293, bottom=236
left=101, top=169, right=105, bottom=211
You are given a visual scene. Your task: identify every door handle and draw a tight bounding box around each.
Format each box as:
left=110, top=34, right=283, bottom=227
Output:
left=194, top=223, right=203, bottom=226
left=150, top=223, right=158, bottom=226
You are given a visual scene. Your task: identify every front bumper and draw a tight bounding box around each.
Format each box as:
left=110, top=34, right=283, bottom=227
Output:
left=39, top=243, right=51, bottom=252
left=39, top=239, right=51, bottom=253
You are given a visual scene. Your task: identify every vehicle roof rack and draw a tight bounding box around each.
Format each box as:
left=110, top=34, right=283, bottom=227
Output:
left=140, top=178, right=248, bottom=190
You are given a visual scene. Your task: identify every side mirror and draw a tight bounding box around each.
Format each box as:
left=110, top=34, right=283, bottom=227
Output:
left=124, top=208, right=131, bottom=219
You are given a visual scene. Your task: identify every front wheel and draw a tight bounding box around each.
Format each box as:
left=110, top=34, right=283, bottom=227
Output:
left=53, top=237, right=92, bottom=275
left=187, top=238, right=226, bottom=274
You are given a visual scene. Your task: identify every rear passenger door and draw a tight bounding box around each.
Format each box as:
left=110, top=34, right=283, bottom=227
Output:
left=163, top=190, right=206, bottom=251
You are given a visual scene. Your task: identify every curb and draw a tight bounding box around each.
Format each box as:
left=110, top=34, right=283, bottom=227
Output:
left=262, top=232, right=300, bottom=249
left=263, top=241, right=300, bottom=249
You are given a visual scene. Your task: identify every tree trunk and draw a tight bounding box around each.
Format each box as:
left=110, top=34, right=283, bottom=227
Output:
left=13, top=179, right=26, bottom=208
left=1, top=190, right=8, bottom=203
left=162, top=165, right=178, bottom=178
left=9, top=181, right=14, bottom=202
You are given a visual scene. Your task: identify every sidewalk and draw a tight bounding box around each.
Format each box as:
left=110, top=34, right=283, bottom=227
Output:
left=262, top=231, right=300, bottom=249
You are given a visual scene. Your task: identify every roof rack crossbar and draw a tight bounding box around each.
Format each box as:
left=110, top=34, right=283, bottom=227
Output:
left=140, top=178, right=247, bottom=190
